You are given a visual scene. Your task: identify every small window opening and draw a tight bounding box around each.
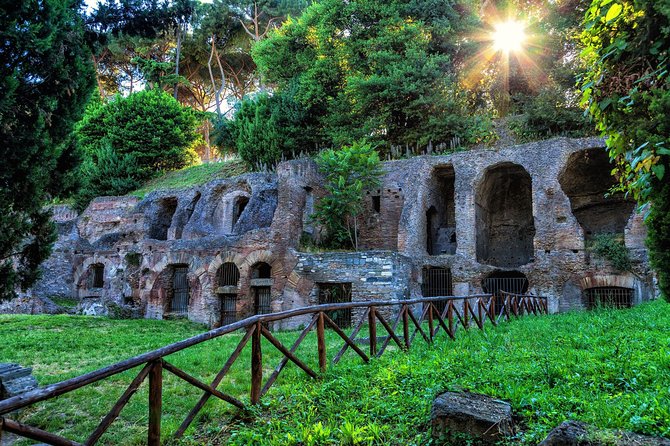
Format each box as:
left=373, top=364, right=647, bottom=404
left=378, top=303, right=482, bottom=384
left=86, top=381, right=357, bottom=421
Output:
left=252, top=262, right=272, bottom=279
left=90, top=264, right=104, bottom=288
left=318, top=283, right=352, bottom=327
left=371, top=195, right=381, bottom=213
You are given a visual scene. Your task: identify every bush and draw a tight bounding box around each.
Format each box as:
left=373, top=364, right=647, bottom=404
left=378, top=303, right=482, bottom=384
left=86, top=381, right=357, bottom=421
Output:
left=312, top=142, right=382, bottom=249
left=218, top=90, right=318, bottom=170
left=75, top=89, right=200, bottom=208
left=589, top=233, right=632, bottom=272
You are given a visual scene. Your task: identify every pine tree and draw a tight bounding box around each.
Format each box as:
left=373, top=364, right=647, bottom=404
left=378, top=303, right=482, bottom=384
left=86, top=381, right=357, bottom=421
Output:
left=0, top=0, right=95, bottom=299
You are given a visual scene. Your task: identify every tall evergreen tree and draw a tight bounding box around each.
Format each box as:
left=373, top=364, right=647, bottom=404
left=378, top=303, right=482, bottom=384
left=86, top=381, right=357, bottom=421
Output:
left=0, top=0, right=96, bottom=299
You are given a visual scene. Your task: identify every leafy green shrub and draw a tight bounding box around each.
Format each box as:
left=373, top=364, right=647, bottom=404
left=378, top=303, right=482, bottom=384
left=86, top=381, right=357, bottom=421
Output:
left=647, top=180, right=670, bottom=301
left=589, top=234, right=632, bottom=271
left=217, top=90, right=318, bottom=170
left=75, top=89, right=200, bottom=209
left=510, top=87, right=593, bottom=141
left=312, top=142, right=382, bottom=249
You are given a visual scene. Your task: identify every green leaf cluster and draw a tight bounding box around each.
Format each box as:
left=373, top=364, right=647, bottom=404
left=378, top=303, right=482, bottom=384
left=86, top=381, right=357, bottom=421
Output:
left=588, top=233, right=632, bottom=271
left=250, top=0, right=490, bottom=152
left=75, top=89, right=201, bottom=209
left=0, top=0, right=95, bottom=300
left=580, top=0, right=670, bottom=299
left=312, top=142, right=383, bottom=249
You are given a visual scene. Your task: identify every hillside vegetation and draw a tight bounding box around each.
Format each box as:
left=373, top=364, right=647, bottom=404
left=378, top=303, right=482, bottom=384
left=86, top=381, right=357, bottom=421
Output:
left=2, top=301, right=669, bottom=445
left=129, top=159, right=248, bottom=198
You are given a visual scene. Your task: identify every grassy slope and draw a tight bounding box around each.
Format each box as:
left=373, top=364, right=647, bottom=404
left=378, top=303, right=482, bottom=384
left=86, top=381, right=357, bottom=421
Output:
left=2, top=302, right=669, bottom=445
left=129, top=159, right=248, bottom=199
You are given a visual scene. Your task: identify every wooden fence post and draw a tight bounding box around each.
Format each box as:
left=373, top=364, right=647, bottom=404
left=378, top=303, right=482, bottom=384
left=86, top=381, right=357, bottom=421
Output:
left=428, top=304, right=434, bottom=341
left=368, top=307, right=377, bottom=357
left=251, top=322, right=262, bottom=405
left=148, top=360, right=163, bottom=446
left=317, top=312, right=327, bottom=373
left=402, top=305, right=410, bottom=349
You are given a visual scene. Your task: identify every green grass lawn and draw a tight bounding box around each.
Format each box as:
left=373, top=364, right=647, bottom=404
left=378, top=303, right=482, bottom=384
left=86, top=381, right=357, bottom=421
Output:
left=129, top=159, right=249, bottom=199
left=2, top=301, right=669, bottom=445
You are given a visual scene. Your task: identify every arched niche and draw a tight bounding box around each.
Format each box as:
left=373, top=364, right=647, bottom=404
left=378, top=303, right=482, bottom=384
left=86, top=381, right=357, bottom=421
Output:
left=148, top=197, right=178, bottom=240
left=250, top=262, right=272, bottom=315
left=215, top=262, right=240, bottom=325
left=426, top=165, right=456, bottom=255
left=558, top=148, right=635, bottom=240
left=476, top=163, right=536, bottom=267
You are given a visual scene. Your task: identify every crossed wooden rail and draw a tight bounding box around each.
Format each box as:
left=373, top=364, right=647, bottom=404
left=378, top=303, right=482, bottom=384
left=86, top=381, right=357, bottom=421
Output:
left=0, top=292, right=547, bottom=445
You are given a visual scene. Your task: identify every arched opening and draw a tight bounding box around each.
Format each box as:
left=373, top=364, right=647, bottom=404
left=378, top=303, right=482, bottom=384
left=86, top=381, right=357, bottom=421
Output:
left=150, top=264, right=190, bottom=317
left=149, top=197, right=178, bottom=240
left=482, top=270, right=529, bottom=315
left=421, top=267, right=453, bottom=314
left=216, top=262, right=240, bottom=326
left=476, top=163, right=535, bottom=267
left=250, top=262, right=272, bottom=315
left=583, top=286, right=633, bottom=309
left=232, top=196, right=249, bottom=227
left=559, top=149, right=635, bottom=240
left=173, top=192, right=201, bottom=240
left=426, top=165, right=456, bottom=255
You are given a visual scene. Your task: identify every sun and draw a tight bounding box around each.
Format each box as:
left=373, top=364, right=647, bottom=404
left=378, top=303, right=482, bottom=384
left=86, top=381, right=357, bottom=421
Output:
left=492, top=20, right=527, bottom=53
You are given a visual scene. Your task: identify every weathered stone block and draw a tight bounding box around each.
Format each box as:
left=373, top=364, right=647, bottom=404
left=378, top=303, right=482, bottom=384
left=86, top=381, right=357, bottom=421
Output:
left=431, top=391, right=514, bottom=444
left=539, top=421, right=670, bottom=446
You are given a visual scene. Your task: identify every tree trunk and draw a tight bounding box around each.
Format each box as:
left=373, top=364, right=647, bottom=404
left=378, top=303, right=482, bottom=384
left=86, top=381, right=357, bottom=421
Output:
left=174, top=22, right=182, bottom=99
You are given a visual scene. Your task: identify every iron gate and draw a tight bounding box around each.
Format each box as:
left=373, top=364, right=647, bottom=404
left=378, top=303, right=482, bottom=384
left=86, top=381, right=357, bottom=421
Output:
left=482, top=276, right=529, bottom=315
left=254, top=287, right=272, bottom=315
left=422, top=267, right=453, bottom=313
left=584, top=287, right=633, bottom=309
left=220, top=294, right=237, bottom=325
left=171, top=267, right=189, bottom=315
left=318, top=283, right=353, bottom=328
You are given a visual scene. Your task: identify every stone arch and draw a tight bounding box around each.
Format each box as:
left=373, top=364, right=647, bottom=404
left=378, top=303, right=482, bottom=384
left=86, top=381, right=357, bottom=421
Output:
left=73, top=256, right=117, bottom=298
left=212, top=186, right=252, bottom=235
left=475, top=162, right=536, bottom=267
left=558, top=148, right=635, bottom=240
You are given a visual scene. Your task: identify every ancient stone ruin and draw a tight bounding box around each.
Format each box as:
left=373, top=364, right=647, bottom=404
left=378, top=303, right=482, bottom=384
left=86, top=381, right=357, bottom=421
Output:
left=15, top=137, right=656, bottom=327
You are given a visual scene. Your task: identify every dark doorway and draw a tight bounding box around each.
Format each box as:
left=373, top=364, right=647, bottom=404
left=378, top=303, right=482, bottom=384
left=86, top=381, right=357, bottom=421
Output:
left=149, top=197, right=178, bottom=240
left=251, top=262, right=272, bottom=315
left=482, top=270, right=529, bottom=315
left=427, top=166, right=457, bottom=255
left=559, top=149, right=635, bottom=240
left=421, top=267, right=453, bottom=314
left=90, top=264, right=104, bottom=288
left=476, top=163, right=535, bottom=267
left=254, top=286, right=272, bottom=315
left=232, top=196, right=249, bottom=227
left=318, top=283, right=353, bottom=328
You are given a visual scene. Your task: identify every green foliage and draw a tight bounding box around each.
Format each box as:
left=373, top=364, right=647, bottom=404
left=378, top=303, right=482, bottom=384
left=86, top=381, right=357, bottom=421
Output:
left=0, top=0, right=95, bottom=300
left=217, top=90, right=317, bottom=169
left=588, top=234, right=632, bottom=271
left=75, top=145, right=144, bottom=210
left=75, top=89, right=201, bottom=208
left=252, top=0, right=491, bottom=152
left=312, top=142, right=383, bottom=249
left=580, top=0, right=670, bottom=299
left=510, top=87, right=593, bottom=141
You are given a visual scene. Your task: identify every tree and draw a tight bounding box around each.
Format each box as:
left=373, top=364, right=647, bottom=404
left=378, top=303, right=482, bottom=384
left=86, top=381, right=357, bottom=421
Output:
left=0, top=0, right=95, bottom=299
left=581, top=0, right=670, bottom=299
left=312, top=142, right=383, bottom=250
left=217, top=88, right=317, bottom=169
left=75, top=88, right=201, bottom=208
left=252, top=0, right=489, bottom=152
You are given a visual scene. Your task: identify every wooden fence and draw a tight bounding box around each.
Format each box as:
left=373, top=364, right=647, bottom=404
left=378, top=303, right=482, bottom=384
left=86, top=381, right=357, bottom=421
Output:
left=0, top=292, right=547, bottom=445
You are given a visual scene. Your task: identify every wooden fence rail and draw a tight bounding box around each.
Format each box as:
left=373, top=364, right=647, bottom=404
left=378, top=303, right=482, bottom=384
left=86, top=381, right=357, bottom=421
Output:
left=0, top=293, right=547, bottom=445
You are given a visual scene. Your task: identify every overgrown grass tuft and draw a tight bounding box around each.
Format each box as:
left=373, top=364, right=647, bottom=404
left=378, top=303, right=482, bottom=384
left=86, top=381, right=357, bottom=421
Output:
left=129, top=159, right=248, bottom=199
left=2, top=301, right=669, bottom=445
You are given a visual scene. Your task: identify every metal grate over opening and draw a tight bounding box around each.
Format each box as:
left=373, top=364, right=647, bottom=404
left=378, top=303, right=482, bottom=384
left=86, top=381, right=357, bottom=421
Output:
left=218, top=262, right=240, bottom=287
left=421, top=267, right=453, bottom=313
left=482, top=275, right=529, bottom=315
left=171, top=266, right=189, bottom=315
left=318, top=283, right=352, bottom=328
left=584, top=286, right=633, bottom=309
left=254, top=287, right=272, bottom=315
left=220, top=294, right=237, bottom=326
